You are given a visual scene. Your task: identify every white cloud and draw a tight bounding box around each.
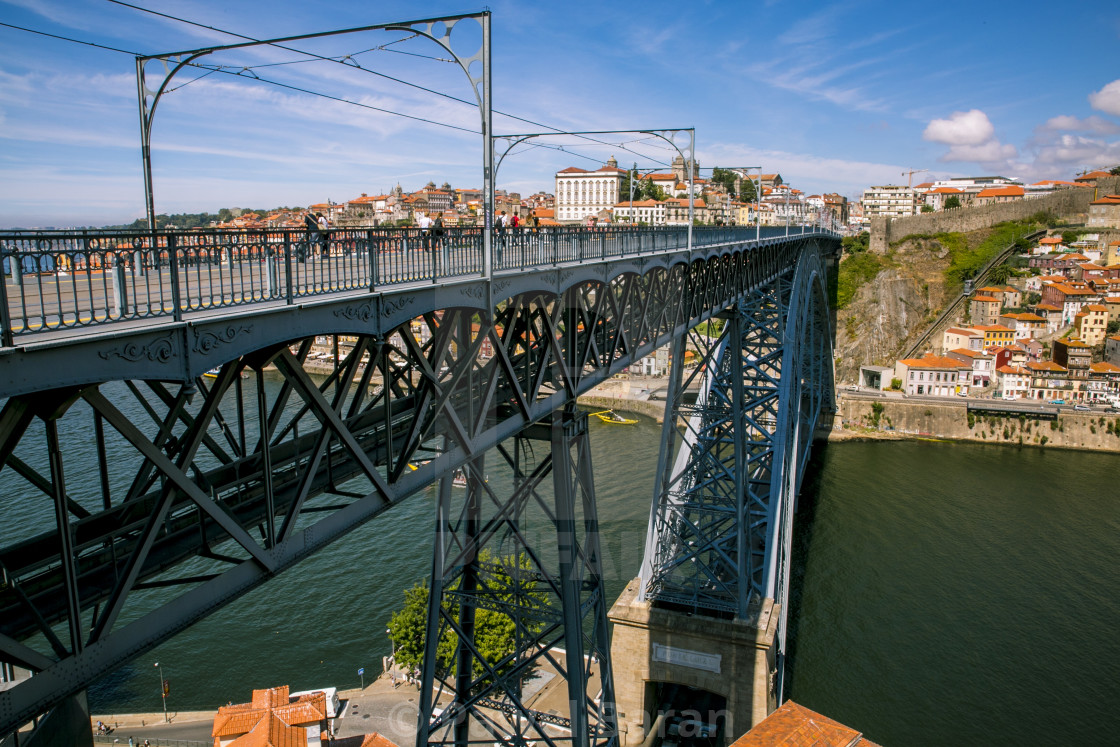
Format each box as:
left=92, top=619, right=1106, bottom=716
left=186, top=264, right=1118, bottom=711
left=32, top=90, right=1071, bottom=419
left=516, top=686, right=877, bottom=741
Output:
left=1088, top=79, right=1120, bottom=117
left=922, top=109, right=994, bottom=146
left=923, top=109, right=1019, bottom=169
left=1039, top=114, right=1120, bottom=135
left=1033, top=134, right=1120, bottom=170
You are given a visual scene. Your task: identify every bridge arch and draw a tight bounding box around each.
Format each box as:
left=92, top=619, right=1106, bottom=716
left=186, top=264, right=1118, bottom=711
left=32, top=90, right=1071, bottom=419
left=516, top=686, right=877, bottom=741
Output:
left=0, top=226, right=839, bottom=741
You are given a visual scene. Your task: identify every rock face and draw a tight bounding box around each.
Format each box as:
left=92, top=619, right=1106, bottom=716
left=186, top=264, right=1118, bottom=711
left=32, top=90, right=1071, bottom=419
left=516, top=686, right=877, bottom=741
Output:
left=833, top=233, right=970, bottom=383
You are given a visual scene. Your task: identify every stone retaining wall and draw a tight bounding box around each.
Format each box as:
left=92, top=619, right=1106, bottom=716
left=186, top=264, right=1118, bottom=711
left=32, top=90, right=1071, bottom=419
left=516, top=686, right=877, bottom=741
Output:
left=832, top=396, right=1120, bottom=451
left=869, top=176, right=1120, bottom=253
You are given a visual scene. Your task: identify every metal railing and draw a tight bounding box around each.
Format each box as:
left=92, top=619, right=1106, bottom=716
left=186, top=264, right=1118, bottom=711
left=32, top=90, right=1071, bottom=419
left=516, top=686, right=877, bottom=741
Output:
left=0, top=224, right=826, bottom=345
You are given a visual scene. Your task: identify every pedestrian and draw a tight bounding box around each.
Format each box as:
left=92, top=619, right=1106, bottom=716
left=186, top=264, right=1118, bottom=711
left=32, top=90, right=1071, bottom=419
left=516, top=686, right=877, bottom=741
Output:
left=128, top=737, right=134, bottom=747
left=416, top=212, right=432, bottom=252
left=432, top=214, right=445, bottom=266
left=316, top=212, right=330, bottom=259
left=302, top=212, right=318, bottom=262
left=495, top=210, right=507, bottom=264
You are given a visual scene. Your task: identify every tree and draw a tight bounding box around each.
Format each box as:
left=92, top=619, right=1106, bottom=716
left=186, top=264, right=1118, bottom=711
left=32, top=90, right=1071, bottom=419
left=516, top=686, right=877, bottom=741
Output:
left=988, top=265, right=1013, bottom=285
left=619, top=163, right=640, bottom=204
left=944, top=195, right=962, bottom=210
left=641, top=180, right=667, bottom=201
left=1110, top=165, right=1120, bottom=176
left=841, top=232, right=870, bottom=254
left=710, top=167, right=737, bottom=199
left=890, top=377, right=902, bottom=391
left=738, top=177, right=757, bottom=203
left=1109, top=320, right=1120, bottom=335
left=921, top=205, right=934, bottom=213
left=387, top=551, right=545, bottom=682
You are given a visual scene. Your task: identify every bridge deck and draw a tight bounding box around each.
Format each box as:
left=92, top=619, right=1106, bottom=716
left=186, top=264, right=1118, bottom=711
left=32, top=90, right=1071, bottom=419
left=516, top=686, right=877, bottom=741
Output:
left=1, top=225, right=822, bottom=348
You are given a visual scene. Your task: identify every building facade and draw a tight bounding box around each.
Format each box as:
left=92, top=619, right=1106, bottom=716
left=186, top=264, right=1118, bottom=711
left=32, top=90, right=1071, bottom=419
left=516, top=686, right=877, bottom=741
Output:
left=555, top=157, right=625, bottom=223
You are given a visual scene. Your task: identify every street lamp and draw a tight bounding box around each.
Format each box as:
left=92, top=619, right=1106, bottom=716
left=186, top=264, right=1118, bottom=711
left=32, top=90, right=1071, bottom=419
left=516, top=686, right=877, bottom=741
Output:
left=154, top=662, right=168, bottom=723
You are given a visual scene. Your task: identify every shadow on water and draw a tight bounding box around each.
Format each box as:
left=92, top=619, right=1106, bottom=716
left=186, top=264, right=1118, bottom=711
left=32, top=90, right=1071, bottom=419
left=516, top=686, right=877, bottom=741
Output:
left=780, top=439, right=830, bottom=699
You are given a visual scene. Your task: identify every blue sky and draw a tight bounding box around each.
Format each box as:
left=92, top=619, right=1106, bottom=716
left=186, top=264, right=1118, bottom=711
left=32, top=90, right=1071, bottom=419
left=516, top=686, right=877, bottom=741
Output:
left=1, top=0, right=1118, bottom=227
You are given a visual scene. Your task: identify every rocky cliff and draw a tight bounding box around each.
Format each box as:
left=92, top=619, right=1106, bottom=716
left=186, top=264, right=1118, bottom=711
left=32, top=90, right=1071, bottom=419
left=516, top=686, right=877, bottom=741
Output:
left=833, top=228, right=1000, bottom=383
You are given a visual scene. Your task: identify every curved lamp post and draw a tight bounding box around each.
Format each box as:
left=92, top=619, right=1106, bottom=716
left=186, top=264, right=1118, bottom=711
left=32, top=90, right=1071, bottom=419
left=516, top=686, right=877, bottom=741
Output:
left=492, top=128, right=696, bottom=252
left=136, top=12, right=494, bottom=274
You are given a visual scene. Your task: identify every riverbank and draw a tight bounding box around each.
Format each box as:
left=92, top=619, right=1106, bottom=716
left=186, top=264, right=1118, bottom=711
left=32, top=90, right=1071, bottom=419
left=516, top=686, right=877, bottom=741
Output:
left=830, top=394, right=1120, bottom=452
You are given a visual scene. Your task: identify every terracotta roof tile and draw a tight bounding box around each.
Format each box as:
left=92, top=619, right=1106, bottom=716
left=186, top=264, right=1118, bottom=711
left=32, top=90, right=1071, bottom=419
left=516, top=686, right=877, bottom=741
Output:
left=730, top=700, right=878, bottom=747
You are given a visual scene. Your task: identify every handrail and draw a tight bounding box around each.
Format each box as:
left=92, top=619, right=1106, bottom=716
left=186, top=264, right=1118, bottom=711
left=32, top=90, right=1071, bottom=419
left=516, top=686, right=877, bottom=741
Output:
left=0, top=225, right=836, bottom=344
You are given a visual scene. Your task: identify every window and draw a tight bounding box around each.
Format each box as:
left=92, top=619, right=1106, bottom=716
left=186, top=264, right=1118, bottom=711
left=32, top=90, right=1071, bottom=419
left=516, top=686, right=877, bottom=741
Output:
left=917, top=385, right=924, bottom=394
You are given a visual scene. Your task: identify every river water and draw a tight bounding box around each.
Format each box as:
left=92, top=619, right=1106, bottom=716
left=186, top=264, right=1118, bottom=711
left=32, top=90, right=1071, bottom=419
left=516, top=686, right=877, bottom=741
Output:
left=19, top=400, right=1116, bottom=744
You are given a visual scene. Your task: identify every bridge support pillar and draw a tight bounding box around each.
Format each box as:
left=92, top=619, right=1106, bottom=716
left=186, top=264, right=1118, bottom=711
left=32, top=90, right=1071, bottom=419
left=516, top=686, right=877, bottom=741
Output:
left=608, top=579, right=778, bottom=746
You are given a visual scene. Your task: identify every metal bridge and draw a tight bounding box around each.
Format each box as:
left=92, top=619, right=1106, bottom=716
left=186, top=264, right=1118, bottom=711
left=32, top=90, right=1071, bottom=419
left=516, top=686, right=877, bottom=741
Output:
left=0, top=222, right=838, bottom=746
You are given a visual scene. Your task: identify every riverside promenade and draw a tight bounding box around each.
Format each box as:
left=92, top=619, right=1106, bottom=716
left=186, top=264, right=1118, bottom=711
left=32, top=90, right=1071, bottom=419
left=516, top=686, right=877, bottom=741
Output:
left=90, top=652, right=588, bottom=747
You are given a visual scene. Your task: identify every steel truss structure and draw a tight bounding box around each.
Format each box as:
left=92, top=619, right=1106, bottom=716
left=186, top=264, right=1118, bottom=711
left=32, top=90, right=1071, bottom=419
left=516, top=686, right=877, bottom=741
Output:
left=418, top=406, right=615, bottom=747
left=638, top=243, right=833, bottom=692
left=0, top=234, right=837, bottom=742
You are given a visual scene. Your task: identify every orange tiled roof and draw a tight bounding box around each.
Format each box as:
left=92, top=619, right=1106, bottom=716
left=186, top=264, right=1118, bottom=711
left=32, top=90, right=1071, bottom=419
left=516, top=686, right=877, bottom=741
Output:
left=997, top=364, right=1030, bottom=375
left=974, top=324, right=1013, bottom=332
left=971, top=295, right=1000, bottom=303
left=977, top=185, right=1025, bottom=198
left=949, top=348, right=989, bottom=358
left=1028, top=361, right=1067, bottom=372
left=899, top=355, right=971, bottom=370
left=213, top=687, right=326, bottom=742
left=1090, top=361, right=1120, bottom=374
left=1076, top=170, right=1113, bottom=181
left=945, top=327, right=980, bottom=336
left=1039, top=236, right=1063, bottom=243
left=730, top=700, right=879, bottom=747
left=1090, top=194, right=1120, bottom=205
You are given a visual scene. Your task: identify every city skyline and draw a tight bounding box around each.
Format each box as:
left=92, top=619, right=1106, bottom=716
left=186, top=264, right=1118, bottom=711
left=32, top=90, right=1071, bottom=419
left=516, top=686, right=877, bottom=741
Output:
left=1, top=0, right=1118, bottom=227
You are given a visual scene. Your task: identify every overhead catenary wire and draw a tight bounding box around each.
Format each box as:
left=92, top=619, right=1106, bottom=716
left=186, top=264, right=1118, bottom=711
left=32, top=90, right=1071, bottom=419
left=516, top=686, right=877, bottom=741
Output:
left=2, top=12, right=673, bottom=166
left=104, top=0, right=672, bottom=165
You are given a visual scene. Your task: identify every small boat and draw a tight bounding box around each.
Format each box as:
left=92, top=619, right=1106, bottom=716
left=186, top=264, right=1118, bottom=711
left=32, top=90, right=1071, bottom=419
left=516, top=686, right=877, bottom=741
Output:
left=202, top=367, right=220, bottom=378
left=591, top=409, right=637, bottom=425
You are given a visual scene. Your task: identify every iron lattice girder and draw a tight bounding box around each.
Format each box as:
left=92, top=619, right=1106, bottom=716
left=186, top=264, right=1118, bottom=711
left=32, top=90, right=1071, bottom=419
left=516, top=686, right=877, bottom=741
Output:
left=0, top=237, right=831, bottom=736
left=639, top=242, right=835, bottom=620
left=418, top=409, right=615, bottom=747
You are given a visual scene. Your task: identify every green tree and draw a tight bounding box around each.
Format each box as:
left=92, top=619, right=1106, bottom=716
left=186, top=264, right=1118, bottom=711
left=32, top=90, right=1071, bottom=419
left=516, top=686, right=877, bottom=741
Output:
left=738, top=177, right=757, bottom=203
left=1110, top=165, right=1120, bottom=176
left=710, top=167, right=738, bottom=199
left=841, top=231, right=870, bottom=254
left=619, top=163, right=640, bottom=204
left=387, top=551, right=545, bottom=681
left=1108, top=320, right=1120, bottom=335
left=988, top=264, right=1013, bottom=285
left=944, top=195, right=962, bottom=209
left=921, top=204, right=934, bottom=213
left=641, top=180, right=667, bottom=201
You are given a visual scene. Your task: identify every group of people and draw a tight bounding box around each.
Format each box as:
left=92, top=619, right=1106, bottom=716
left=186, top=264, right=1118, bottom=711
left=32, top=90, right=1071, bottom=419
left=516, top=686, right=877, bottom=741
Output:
left=302, top=211, right=331, bottom=261
left=416, top=212, right=445, bottom=251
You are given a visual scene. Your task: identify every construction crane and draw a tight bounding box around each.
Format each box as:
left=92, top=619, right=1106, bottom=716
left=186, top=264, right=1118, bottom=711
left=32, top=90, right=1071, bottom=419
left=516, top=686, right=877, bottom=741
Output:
left=902, top=168, right=928, bottom=188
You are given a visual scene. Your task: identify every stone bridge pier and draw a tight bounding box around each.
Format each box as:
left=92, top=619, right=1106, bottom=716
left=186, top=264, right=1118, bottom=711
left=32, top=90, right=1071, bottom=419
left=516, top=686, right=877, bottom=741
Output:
left=608, top=580, right=778, bottom=746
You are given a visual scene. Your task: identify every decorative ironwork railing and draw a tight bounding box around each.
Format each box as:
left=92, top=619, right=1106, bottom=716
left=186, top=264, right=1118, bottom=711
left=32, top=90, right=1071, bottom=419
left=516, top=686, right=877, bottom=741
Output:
left=0, top=224, right=825, bottom=344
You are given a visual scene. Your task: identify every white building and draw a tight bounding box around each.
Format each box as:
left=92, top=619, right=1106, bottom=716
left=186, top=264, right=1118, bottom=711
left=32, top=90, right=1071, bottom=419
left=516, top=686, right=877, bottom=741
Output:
left=613, top=199, right=667, bottom=226
left=555, top=157, right=625, bottom=223
left=861, top=185, right=919, bottom=218
left=996, top=365, right=1031, bottom=400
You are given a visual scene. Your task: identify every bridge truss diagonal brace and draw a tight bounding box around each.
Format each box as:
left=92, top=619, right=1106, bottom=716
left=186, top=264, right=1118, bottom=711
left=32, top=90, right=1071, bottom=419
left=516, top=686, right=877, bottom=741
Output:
left=638, top=242, right=834, bottom=629
left=418, top=407, right=617, bottom=747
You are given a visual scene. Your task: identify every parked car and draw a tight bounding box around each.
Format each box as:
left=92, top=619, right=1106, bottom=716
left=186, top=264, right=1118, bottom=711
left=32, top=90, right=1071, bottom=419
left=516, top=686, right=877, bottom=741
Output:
left=1048, top=399, right=1065, bottom=405
left=847, top=385, right=860, bottom=391
left=1074, top=404, right=1090, bottom=411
